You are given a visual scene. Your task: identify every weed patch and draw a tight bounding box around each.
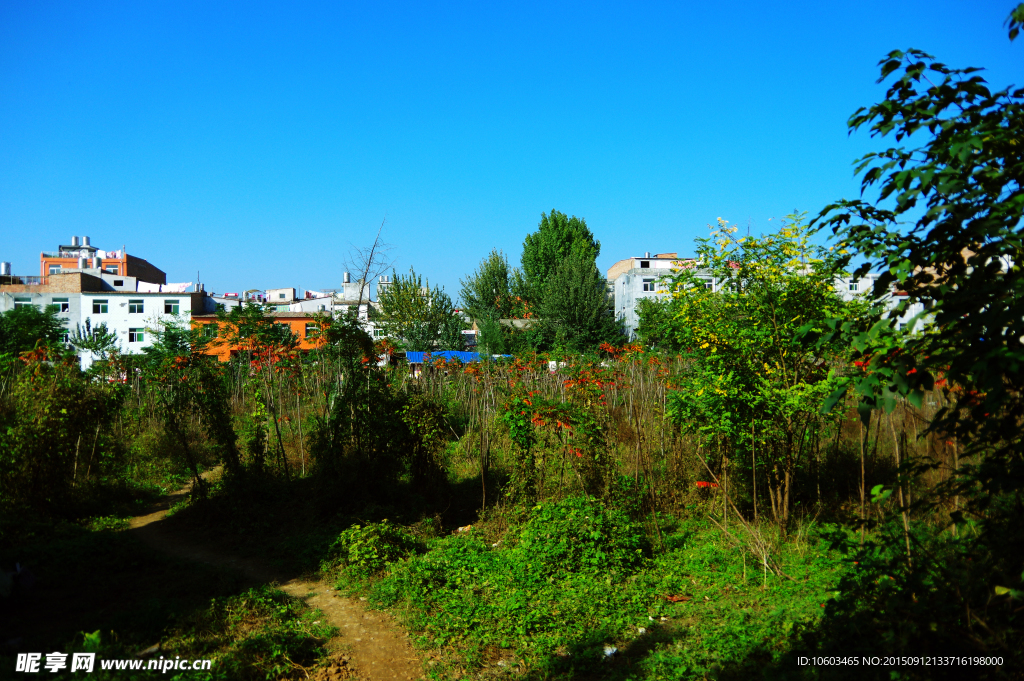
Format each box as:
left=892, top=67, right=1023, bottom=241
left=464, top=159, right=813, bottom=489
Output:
left=358, top=508, right=852, bottom=680
left=160, top=585, right=337, bottom=680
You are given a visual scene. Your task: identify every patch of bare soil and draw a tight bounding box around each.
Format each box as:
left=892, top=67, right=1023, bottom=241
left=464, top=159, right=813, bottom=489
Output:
left=127, top=477, right=425, bottom=681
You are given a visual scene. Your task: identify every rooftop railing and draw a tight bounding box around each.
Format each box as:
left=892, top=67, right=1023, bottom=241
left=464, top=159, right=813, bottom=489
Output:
left=41, top=251, right=116, bottom=259
left=0, top=275, right=48, bottom=286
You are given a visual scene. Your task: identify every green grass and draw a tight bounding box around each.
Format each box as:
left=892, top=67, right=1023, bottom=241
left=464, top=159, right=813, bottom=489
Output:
left=331, top=496, right=854, bottom=680
left=158, top=585, right=338, bottom=680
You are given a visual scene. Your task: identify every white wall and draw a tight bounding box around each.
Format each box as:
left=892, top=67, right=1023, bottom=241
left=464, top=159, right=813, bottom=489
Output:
left=79, top=292, right=195, bottom=368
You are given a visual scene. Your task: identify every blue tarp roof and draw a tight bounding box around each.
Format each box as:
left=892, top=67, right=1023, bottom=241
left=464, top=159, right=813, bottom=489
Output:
left=405, top=351, right=481, bottom=364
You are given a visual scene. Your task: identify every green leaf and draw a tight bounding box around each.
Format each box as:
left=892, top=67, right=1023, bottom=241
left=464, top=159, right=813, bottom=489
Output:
left=907, top=389, right=924, bottom=410
left=994, top=585, right=1024, bottom=599
left=870, top=485, right=893, bottom=504
left=857, top=401, right=873, bottom=427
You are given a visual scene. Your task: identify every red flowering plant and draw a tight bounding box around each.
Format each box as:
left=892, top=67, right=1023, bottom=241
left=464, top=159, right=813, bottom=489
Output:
left=137, top=318, right=245, bottom=484
left=498, top=387, right=540, bottom=504
left=554, top=359, right=617, bottom=493
left=212, top=303, right=307, bottom=478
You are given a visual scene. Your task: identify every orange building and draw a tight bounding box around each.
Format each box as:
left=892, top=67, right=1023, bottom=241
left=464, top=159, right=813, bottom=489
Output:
left=191, top=312, right=326, bottom=361
left=40, top=236, right=166, bottom=284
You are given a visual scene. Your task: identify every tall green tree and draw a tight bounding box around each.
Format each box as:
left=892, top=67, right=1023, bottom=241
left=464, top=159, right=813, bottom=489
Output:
left=815, top=44, right=1024, bottom=480
left=521, top=210, right=601, bottom=307
left=634, top=297, right=679, bottom=351
left=793, top=12, right=1024, bottom=664
left=459, top=249, right=519, bottom=322
left=459, top=249, right=533, bottom=354
left=0, top=352, right=125, bottom=513
left=377, top=268, right=465, bottom=352
left=69, top=319, right=120, bottom=364
left=540, top=250, right=624, bottom=353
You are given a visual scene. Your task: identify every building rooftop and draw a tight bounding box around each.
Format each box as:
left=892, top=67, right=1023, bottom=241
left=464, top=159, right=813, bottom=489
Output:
left=192, top=310, right=321, bottom=319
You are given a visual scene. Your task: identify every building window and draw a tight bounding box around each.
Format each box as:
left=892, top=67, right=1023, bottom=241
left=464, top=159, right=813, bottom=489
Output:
left=640, top=260, right=650, bottom=269
left=164, top=300, right=179, bottom=314
left=304, top=323, right=318, bottom=337
left=202, top=324, right=218, bottom=338
left=128, top=328, right=144, bottom=343
left=14, top=297, right=32, bottom=308
left=48, top=264, right=62, bottom=274
left=113, top=280, right=124, bottom=286
left=93, top=300, right=108, bottom=314
left=373, top=329, right=384, bottom=337
left=52, top=297, right=70, bottom=313
left=104, top=265, right=118, bottom=274
left=128, top=299, right=144, bottom=314
left=278, top=293, right=286, bottom=300
left=642, top=278, right=656, bottom=292
left=848, top=280, right=859, bottom=292
left=699, top=279, right=713, bottom=290
left=61, top=331, right=70, bottom=344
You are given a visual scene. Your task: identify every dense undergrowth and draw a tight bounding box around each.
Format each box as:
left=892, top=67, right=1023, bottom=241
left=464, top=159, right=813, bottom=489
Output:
left=326, top=497, right=856, bottom=680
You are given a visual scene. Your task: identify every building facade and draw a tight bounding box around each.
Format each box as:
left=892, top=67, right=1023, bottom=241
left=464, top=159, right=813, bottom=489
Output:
left=0, top=276, right=214, bottom=367
left=190, top=311, right=330, bottom=361
left=607, top=253, right=927, bottom=338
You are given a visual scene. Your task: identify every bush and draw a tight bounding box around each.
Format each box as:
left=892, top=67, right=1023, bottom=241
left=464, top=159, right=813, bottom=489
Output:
left=327, top=520, right=423, bottom=576
left=515, top=495, right=650, bottom=577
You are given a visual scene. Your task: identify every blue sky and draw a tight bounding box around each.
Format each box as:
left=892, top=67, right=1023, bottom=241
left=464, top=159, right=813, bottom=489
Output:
left=1, top=1, right=1019, bottom=299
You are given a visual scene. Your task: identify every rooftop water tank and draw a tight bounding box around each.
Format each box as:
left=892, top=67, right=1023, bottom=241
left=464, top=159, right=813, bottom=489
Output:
left=0, top=262, right=11, bottom=276
left=71, top=236, right=80, bottom=247
left=83, top=236, right=91, bottom=247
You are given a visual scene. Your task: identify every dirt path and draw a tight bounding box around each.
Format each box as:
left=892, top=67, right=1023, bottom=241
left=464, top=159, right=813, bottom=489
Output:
left=127, top=478, right=425, bottom=681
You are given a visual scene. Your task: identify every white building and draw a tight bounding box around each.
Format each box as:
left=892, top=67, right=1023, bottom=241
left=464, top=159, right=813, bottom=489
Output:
left=75, top=291, right=213, bottom=367
left=267, top=287, right=297, bottom=307
left=0, top=273, right=216, bottom=368
left=607, top=252, right=928, bottom=338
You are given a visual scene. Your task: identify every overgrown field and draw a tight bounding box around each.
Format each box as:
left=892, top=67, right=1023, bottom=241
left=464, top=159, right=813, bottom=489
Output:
left=2, top=313, right=1017, bottom=680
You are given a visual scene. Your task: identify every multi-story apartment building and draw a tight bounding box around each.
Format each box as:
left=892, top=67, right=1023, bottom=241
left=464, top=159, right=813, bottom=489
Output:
left=607, top=252, right=926, bottom=338
left=1, top=239, right=207, bottom=367
left=0, top=271, right=213, bottom=367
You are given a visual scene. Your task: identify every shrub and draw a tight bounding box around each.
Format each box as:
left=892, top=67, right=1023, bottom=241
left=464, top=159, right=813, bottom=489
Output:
left=514, top=495, right=650, bottom=577
left=327, top=520, right=422, bottom=576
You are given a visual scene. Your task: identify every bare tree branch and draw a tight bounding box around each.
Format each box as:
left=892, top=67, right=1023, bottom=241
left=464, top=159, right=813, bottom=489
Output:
left=343, top=218, right=396, bottom=311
